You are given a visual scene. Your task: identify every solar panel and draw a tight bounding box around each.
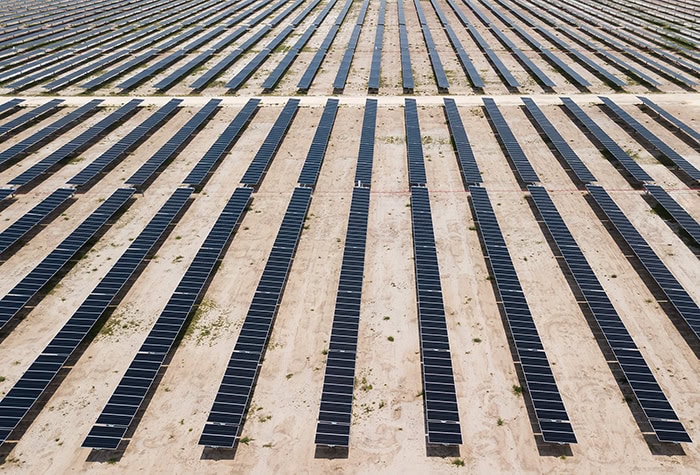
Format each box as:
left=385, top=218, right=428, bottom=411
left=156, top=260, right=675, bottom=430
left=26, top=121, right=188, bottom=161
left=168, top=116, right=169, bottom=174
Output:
left=0, top=188, right=192, bottom=446
left=367, top=0, right=386, bottom=93
left=0, top=189, right=13, bottom=203
left=528, top=185, right=691, bottom=444
left=637, top=97, right=700, bottom=144
left=0, top=188, right=134, bottom=333
left=404, top=99, right=427, bottom=186
left=354, top=99, right=377, bottom=187
left=560, top=98, right=653, bottom=185
left=521, top=98, right=596, bottom=184
left=482, top=98, right=540, bottom=184
left=333, top=0, right=369, bottom=92
left=240, top=99, right=299, bottom=187
left=586, top=185, right=700, bottom=344
left=0, top=99, right=63, bottom=139
left=469, top=185, right=576, bottom=444
left=125, top=99, right=221, bottom=188
left=0, top=188, right=74, bottom=257
left=83, top=187, right=252, bottom=450
left=297, top=99, right=339, bottom=187
left=410, top=187, right=463, bottom=445
left=397, top=0, right=414, bottom=93
left=9, top=99, right=142, bottom=187
left=443, top=98, right=482, bottom=185
left=68, top=99, right=182, bottom=187
left=644, top=185, right=700, bottom=248
left=598, top=97, right=699, bottom=182
left=315, top=186, right=370, bottom=446
left=199, top=187, right=312, bottom=448
left=0, top=100, right=102, bottom=168
left=183, top=99, right=260, bottom=188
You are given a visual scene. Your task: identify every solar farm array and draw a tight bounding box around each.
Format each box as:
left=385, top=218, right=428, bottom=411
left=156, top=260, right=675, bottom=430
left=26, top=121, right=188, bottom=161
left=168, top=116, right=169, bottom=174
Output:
left=0, top=0, right=699, bottom=472
left=0, top=93, right=697, bottom=470
left=0, top=0, right=697, bottom=95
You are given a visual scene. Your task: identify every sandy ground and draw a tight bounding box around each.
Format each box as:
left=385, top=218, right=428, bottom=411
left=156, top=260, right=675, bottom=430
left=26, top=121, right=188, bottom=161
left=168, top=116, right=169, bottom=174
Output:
left=0, top=94, right=697, bottom=474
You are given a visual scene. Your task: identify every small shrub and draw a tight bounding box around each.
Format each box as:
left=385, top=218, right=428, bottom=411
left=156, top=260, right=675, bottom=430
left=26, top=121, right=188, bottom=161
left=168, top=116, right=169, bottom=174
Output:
left=512, top=385, right=523, bottom=396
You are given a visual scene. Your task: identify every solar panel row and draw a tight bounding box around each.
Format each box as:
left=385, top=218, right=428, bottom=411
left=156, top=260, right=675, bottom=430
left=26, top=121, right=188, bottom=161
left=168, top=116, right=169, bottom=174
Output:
left=367, top=0, right=386, bottom=93
left=297, top=0, right=354, bottom=92
left=0, top=188, right=74, bottom=257
left=586, top=185, right=700, bottom=343
left=240, top=99, right=299, bottom=187
left=528, top=185, right=691, bottom=444
left=0, top=189, right=14, bottom=203
left=0, top=99, right=63, bottom=139
left=443, top=98, right=482, bottom=185
left=298, top=99, right=339, bottom=187
left=0, top=187, right=193, bottom=446
left=314, top=99, right=376, bottom=446
left=521, top=98, right=597, bottom=184
left=68, top=99, right=182, bottom=187
left=560, top=98, right=653, bottom=185
left=412, top=0, right=449, bottom=93
left=404, top=99, right=427, bottom=187
left=482, top=98, right=540, bottom=185
left=637, top=97, right=700, bottom=144
left=9, top=99, right=143, bottom=187
left=469, top=185, right=576, bottom=444
left=410, top=186, right=463, bottom=445
left=0, top=188, right=134, bottom=333
left=126, top=99, right=221, bottom=188
left=183, top=98, right=260, bottom=188
left=199, top=187, right=312, bottom=448
left=354, top=98, right=377, bottom=187
left=397, top=0, right=414, bottom=93
left=315, top=186, right=370, bottom=447
left=0, top=100, right=102, bottom=168
left=0, top=99, right=23, bottom=116
left=83, top=187, right=252, bottom=450
left=598, top=97, right=700, bottom=183
left=644, top=185, right=700, bottom=247
left=332, top=0, right=370, bottom=93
